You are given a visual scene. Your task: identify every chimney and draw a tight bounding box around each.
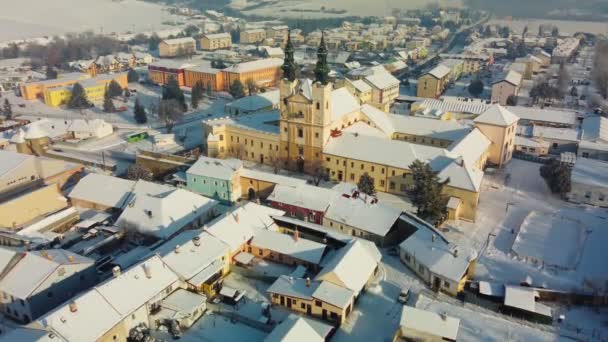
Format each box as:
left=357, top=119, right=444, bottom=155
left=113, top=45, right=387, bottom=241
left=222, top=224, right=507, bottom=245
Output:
left=174, top=244, right=181, bottom=253
left=193, top=236, right=201, bottom=247
left=112, top=266, right=121, bottom=278
left=306, top=277, right=311, bottom=287
left=68, top=301, right=78, bottom=313
left=143, top=263, right=152, bottom=279
left=293, top=229, right=299, bottom=242
left=453, top=248, right=459, bottom=258
left=440, top=312, right=447, bottom=321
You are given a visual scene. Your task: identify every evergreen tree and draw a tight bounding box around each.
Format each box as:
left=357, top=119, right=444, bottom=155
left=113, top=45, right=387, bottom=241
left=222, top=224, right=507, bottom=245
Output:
left=67, top=83, right=91, bottom=110
left=540, top=159, right=571, bottom=197
left=148, top=34, right=162, bottom=51
left=45, top=65, right=58, bottom=80
left=3, top=99, right=12, bottom=120
left=134, top=98, right=147, bottom=124
left=229, top=79, right=246, bottom=99
left=107, top=80, right=123, bottom=97
left=409, top=160, right=449, bottom=226
left=191, top=81, right=203, bottom=109
left=357, top=172, right=376, bottom=196
left=245, top=78, right=258, bottom=95
left=282, top=30, right=297, bottom=82
left=127, top=68, right=140, bottom=83
left=468, top=78, right=484, bottom=97
left=162, top=76, right=187, bottom=112
left=314, top=32, right=330, bottom=85
left=103, top=87, right=116, bottom=113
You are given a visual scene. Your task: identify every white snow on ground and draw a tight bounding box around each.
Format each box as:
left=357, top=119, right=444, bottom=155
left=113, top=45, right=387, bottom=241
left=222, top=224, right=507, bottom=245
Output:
left=0, top=0, right=183, bottom=42
left=512, top=211, right=586, bottom=270
left=414, top=295, right=565, bottom=342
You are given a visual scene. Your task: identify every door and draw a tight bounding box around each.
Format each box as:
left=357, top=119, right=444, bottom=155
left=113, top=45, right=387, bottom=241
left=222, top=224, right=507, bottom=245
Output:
left=248, top=188, right=256, bottom=200
left=280, top=296, right=285, bottom=306
left=260, top=154, right=264, bottom=164
left=307, top=304, right=311, bottom=315
left=287, top=298, right=292, bottom=308
left=322, top=309, right=327, bottom=320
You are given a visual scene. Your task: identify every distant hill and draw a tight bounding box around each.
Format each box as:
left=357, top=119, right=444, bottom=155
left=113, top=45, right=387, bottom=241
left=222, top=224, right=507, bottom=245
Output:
left=466, top=0, right=608, bottom=20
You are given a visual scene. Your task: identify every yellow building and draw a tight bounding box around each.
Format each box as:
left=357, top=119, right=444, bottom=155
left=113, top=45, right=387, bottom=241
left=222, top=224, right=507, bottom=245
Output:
left=43, top=73, right=128, bottom=107
left=344, top=79, right=372, bottom=105
left=19, top=72, right=90, bottom=101
left=417, top=64, right=451, bottom=98
left=201, top=33, right=232, bottom=51
left=158, top=37, right=196, bottom=57
left=240, top=29, right=266, bottom=44
left=473, top=105, right=519, bottom=168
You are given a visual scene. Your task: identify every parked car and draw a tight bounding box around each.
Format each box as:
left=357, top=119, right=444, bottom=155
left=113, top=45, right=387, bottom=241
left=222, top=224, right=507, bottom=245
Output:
left=398, top=286, right=410, bottom=304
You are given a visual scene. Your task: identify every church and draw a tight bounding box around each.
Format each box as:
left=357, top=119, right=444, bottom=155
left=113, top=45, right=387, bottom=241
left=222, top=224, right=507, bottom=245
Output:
left=205, top=33, right=518, bottom=221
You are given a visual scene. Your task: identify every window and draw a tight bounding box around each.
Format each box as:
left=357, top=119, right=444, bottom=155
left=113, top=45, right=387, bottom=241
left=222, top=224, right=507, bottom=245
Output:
left=360, top=164, right=364, bottom=170
left=231, top=136, right=234, bottom=142
left=250, top=140, right=253, bottom=146
left=403, top=252, right=411, bottom=262
left=315, top=300, right=322, bottom=307
left=330, top=312, right=338, bottom=319
left=326, top=157, right=331, bottom=162
left=380, top=180, right=385, bottom=187
left=350, top=173, right=355, bottom=181
left=582, top=152, right=589, bottom=158
left=315, top=132, right=319, bottom=138
left=219, top=135, right=224, bottom=141
left=418, top=264, right=425, bottom=274
left=260, top=142, right=263, bottom=148
left=392, top=170, right=395, bottom=176
left=381, top=168, right=385, bottom=174
left=389, top=182, right=395, bottom=190
left=316, top=102, right=320, bottom=110
left=585, top=191, right=592, bottom=199
left=444, top=281, right=450, bottom=288
left=371, top=166, right=375, bottom=172
left=301, top=303, right=306, bottom=309
left=297, top=128, right=303, bottom=138
left=552, top=143, right=558, bottom=149
left=351, top=162, right=354, bottom=168
left=258, top=249, right=263, bottom=256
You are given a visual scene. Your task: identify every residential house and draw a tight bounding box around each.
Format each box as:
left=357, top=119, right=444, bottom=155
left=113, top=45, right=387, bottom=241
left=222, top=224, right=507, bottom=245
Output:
left=0, top=249, right=96, bottom=323
left=248, top=228, right=327, bottom=271
left=393, top=306, right=460, bottom=342
left=473, top=105, right=519, bottom=167
left=241, top=29, right=267, bottom=44
left=158, top=37, right=196, bottom=58
left=186, top=156, right=243, bottom=204
left=267, top=183, right=339, bottom=224
left=417, top=65, right=451, bottom=98
left=267, top=275, right=355, bottom=325
left=201, top=33, right=232, bottom=51
left=578, top=115, right=608, bottom=162
left=68, top=173, right=135, bottom=212
left=567, top=158, right=608, bottom=206
left=363, top=69, right=400, bottom=112
left=265, top=314, right=333, bottom=342
left=154, top=230, right=230, bottom=297
left=37, top=255, right=180, bottom=342
left=344, top=79, right=372, bottom=105
left=116, top=180, right=219, bottom=240
left=323, top=194, right=404, bottom=246
left=399, top=212, right=476, bottom=296
left=491, top=70, right=522, bottom=106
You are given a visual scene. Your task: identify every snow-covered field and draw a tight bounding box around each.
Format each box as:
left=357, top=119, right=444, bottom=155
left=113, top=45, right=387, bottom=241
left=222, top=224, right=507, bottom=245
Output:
left=0, top=0, right=182, bottom=42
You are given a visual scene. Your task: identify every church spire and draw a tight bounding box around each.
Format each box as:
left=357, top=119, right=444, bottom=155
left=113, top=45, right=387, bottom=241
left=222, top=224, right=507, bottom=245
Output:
left=281, top=29, right=297, bottom=82
left=314, top=31, right=330, bottom=85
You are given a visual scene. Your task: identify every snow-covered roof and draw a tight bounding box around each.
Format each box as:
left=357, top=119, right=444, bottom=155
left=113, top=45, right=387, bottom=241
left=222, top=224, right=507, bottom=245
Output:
left=324, top=132, right=448, bottom=171
left=325, top=196, right=402, bottom=237
left=474, top=105, right=519, bottom=127
left=205, top=202, right=284, bottom=251
left=0, top=247, right=18, bottom=274
left=0, top=327, right=60, bottom=342
left=0, top=250, right=93, bottom=299
left=267, top=183, right=338, bottom=212
left=360, top=104, right=395, bottom=136
left=364, top=70, right=399, bottom=90
left=250, top=228, right=326, bottom=265
left=94, top=255, right=179, bottom=316
left=415, top=98, right=490, bottom=116
left=154, top=231, right=229, bottom=281
left=38, top=288, right=123, bottom=342
left=66, top=119, right=112, bottom=134
left=494, top=70, right=522, bottom=86
left=204, top=32, right=231, bottom=39
left=447, top=128, right=491, bottom=167
left=504, top=286, right=552, bottom=317
left=581, top=115, right=608, bottom=142
left=331, top=87, right=361, bottom=121
left=116, top=180, right=218, bottom=239
left=227, top=90, right=279, bottom=111
left=426, top=64, right=451, bottom=79
left=571, top=157, right=608, bottom=188
left=514, top=136, right=551, bottom=149
left=69, top=173, right=135, bottom=209
left=399, top=213, right=476, bottom=282
left=204, top=110, right=280, bottom=134
left=187, top=156, right=242, bottom=180
left=23, top=119, right=70, bottom=139
left=224, top=58, right=283, bottom=74
left=162, top=37, right=196, bottom=45
left=311, top=279, right=354, bottom=309
left=0, top=150, right=33, bottom=178
left=532, top=126, right=579, bottom=142
left=399, top=306, right=460, bottom=340
left=509, top=106, right=577, bottom=127
left=315, top=239, right=380, bottom=294
left=267, top=275, right=316, bottom=300
left=265, top=315, right=331, bottom=342
left=348, top=79, right=372, bottom=93
left=388, top=115, right=470, bottom=142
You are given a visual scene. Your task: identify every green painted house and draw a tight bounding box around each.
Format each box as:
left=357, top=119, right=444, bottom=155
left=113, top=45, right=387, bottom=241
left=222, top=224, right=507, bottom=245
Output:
left=186, top=157, right=243, bottom=204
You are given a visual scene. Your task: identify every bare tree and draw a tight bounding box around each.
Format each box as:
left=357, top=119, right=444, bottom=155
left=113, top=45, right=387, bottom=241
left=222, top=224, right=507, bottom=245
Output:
left=230, top=143, right=246, bottom=160
left=309, top=159, right=326, bottom=186
left=245, top=78, right=258, bottom=96
left=269, top=148, right=285, bottom=174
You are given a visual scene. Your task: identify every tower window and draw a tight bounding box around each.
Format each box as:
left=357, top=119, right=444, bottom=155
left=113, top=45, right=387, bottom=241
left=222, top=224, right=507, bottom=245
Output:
left=297, top=128, right=303, bottom=138
left=316, top=102, right=320, bottom=110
